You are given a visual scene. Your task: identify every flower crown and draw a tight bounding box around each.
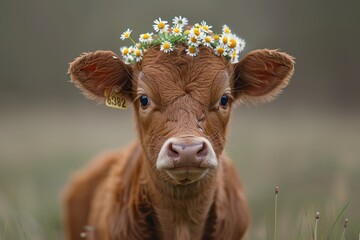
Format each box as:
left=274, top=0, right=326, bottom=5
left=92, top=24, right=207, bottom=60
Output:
left=119, top=16, right=245, bottom=64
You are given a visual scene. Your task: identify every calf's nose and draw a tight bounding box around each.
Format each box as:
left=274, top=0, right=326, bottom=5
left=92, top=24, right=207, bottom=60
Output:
left=156, top=136, right=218, bottom=173
left=167, top=139, right=208, bottom=167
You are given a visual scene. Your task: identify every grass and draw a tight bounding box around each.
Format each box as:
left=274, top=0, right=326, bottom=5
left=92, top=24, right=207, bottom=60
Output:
left=0, top=105, right=359, bottom=239
left=267, top=186, right=353, bottom=240
left=0, top=184, right=357, bottom=239
left=274, top=186, right=279, bottom=240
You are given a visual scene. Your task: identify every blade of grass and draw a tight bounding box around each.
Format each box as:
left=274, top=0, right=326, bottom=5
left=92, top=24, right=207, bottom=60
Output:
left=292, top=221, right=304, bottom=240
left=295, top=213, right=304, bottom=240
left=266, top=214, right=270, bottom=240
left=305, top=208, right=313, bottom=239
left=326, top=201, right=350, bottom=240
left=340, top=218, right=348, bottom=240
left=274, top=186, right=279, bottom=240
left=4, top=220, right=8, bottom=240
left=305, top=207, right=315, bottom=240
left=15, top=217, right=30, bottom=240
left=314, top=212, right=320, bottom=240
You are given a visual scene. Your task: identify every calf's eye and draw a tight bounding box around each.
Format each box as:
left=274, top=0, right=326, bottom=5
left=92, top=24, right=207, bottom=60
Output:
left=220, top=95, right=229, bottom=107
left=140, top=95, right=149, bottom=107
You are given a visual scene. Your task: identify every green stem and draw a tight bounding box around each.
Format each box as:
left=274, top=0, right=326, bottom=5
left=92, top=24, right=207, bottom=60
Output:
left=327, top=201, right=350, bottom=240
left=274, top=192, right=278, bottom=240
left=314, top=219, right=318, bottom=240
left=129, top=37, right=136, bottom=45
left=4, top=220, right=7, bottom=240
left=340, top=228, right=346, bottom=240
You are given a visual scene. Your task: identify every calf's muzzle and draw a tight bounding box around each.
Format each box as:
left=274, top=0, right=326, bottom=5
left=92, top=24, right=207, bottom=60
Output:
left=156, top=136, right=218, bottom=184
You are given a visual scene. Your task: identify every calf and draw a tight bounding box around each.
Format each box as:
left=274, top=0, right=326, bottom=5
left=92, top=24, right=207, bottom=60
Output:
left=64, top=43, right=294, bottom=239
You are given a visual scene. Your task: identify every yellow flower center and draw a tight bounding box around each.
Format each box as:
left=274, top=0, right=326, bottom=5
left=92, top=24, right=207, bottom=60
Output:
left=190, top=36, right=197, bottom=43
left=224, top=27, right=231, bottom=34
left=122, top=48, right=129, bottom=55
left=142, top=34, right=150, bottom=39
left=202, top=26, right=209, bottom=31
left=214, top=35, right=220, bottom=41
left=136, top=43, right=142, bottom=49
left=135, top=50, right=141, bottom=57
left=189, top=46, right=196, bottom=53
left=229, top=39, right=237, bottom=48
left=193, top=28, right=200, bottom=36
left=124, top=32, right=130, bottom=38
left=184, top=30, right=190, bottom=35
left=232, top=51, right=237, bottom=58
left=205, top=36, right=211, bottom=43
left=217, top=47, right=224, bottom=55
left=158, top=22, right=165, bottom=29
left=222, top=36, right=228, bottom=44
left=174, top=28, right=180, bottom=33
left=163, top=42, right=171, bottom=49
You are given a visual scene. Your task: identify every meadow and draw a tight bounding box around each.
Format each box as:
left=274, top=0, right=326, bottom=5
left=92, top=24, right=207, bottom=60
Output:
left=1, top=0, right=360, bottom=239
left=1, top=103, right=359, bottom=239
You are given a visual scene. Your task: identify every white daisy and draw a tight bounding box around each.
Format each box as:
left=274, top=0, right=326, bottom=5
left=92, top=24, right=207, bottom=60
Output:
left=214, top=45, right=228, bottom=57
left=129, top=46, right=136, bottom=54
left=220, top=34, right=230, bottom=45
left=222, top=24, right=231, bottom=34
left=134, top=48, right=143, bottom=62
left=202, top=35, right=214, bottom=47
left=190, top=27, right=202, bottom=37
left=153, top=18, right=169, bottom=33
left=200, top=21, right=212, bottom=33
left=171, top=25, right=183, bottom=36
left=135, top=43, right=142, bottom=49
left=120, top=46, right=130, bottom=57
left=120, top=28, right=132, bottom=40
left=185, top=45, right=199, bottom=57
left=139, top=32, right=153, bottom=43
left=187, top=35, right=201, bottom=46
left=124, top=55, right=134, bottom=64
left=160, top=41, right=173, bottom=53
left=227, top=34, right=241, bottom=50
left=213, top=34, right=220, bottom=42
left=172, top=16, right=188, bottom=27
left=237, top=38, right=246, bottom=52
left=184, top=29, right=191, bottom=36
left=230, top=50, right=239, bottom=64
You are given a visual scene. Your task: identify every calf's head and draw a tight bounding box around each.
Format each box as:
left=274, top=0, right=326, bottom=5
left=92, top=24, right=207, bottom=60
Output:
left=69, top=46, right=294, bottom=185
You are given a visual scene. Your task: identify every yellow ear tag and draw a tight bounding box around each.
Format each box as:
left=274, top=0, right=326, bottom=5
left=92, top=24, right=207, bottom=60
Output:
left=105, top=90, right=128, bottom=110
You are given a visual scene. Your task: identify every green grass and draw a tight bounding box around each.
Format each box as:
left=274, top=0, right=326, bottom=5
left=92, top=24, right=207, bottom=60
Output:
left=1, top=105, right=359, bottom=239
left=266, top=186, right=353, bottom=240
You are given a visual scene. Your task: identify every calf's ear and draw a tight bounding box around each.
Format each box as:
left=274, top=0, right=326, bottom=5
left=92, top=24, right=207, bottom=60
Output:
left=232, top=49, right=295, bottom=104
left=68, top=50, right=133, bottom=102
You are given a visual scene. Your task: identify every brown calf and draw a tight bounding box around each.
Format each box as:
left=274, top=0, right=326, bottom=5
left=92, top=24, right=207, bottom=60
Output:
left=64, top=45, right=294, bottom=240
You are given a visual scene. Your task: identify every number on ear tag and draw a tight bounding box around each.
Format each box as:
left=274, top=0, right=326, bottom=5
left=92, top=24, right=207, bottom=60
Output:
left=105, top=91, right=128, bottom=110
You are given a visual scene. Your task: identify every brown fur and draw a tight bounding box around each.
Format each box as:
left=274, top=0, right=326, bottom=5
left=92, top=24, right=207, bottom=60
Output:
left=64, top=45, right=294, bottom=240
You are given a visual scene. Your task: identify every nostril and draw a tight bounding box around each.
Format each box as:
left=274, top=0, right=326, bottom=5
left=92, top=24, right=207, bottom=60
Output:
left=196, top=142, right=208, bottom=159
left=167, top=143, right=180, bottom=159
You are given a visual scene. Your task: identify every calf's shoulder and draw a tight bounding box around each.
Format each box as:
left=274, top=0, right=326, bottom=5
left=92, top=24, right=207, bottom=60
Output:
left=62, top=142, right=140, bottom=240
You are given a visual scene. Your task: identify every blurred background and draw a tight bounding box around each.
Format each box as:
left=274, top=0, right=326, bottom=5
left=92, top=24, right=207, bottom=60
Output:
left=1, top=0, right=359, bottom=239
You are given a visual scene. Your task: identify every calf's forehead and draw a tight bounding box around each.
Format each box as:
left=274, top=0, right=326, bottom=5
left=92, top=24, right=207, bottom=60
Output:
left=134, top=48, right=231, bottom=105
